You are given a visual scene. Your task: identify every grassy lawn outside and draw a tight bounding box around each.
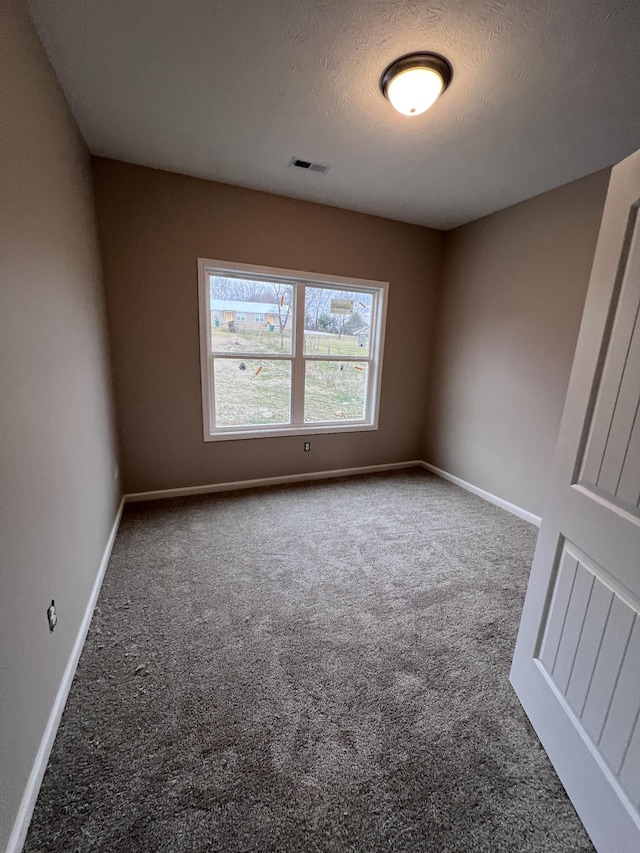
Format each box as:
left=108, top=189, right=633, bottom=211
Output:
left=304, top=361, right=367, bottom=422
left=211, top=325, right=368, bottom=357
left=211, top=327, right=368, bottom=427
left=212, top=325, right=293, bottom=356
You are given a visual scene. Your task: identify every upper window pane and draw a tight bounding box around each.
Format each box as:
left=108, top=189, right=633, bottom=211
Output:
left=210, top=275, right=293, bottom=355
left=304, top=287, right=372, bottom=357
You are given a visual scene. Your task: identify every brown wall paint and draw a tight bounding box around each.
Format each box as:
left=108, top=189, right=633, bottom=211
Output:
left=93, top=158, right=444, bottom=494
left=425, top=169, right=611, bottom=518
left=0, top=1, right=120, bottom=847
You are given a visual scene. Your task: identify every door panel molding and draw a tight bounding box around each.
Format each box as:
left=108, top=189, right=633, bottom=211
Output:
left=575, top=201, right=640, bottom=486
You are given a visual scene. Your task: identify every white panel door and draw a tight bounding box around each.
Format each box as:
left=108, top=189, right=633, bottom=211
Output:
left=510, top=148, right=640, bottom=853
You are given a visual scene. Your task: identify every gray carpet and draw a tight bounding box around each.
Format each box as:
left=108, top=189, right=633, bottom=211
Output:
left=25, top=469, right=594, bottom=852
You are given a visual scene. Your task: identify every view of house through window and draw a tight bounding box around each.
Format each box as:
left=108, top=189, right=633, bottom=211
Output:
left=198, top=260, right=387, bottom=440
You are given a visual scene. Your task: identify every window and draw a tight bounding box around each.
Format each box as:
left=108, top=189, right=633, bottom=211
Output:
left=198, top=259, right=388, bottom=441
left=236, top=312, right=246, bottom=322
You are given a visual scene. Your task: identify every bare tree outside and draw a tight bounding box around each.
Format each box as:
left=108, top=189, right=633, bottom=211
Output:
left=271, top=282, right=292, bottom=349
left=211, top=276, right=274, bottom=303
left=305, top=286, right=331, bottom=331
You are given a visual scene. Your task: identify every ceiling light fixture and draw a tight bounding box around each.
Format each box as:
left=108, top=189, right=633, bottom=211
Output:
left=380, top=53, right=452, bottom=117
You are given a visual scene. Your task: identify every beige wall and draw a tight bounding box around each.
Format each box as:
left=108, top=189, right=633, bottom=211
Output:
left=93, top=157, right=609, bottom=513
left=0, top=1, right=120, bottom=848
left=93, top=158, right=444, bottom=494
left=425, top=169, right=611, bottom=518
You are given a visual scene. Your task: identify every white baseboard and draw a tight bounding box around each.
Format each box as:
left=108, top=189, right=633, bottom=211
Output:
left=420, top=462, right=542, bottom=527
left=7, top=498, right=124, bottom=853
left=125, top=460, right=423, bottom=502
left=125, top=462, right=542, bottom=528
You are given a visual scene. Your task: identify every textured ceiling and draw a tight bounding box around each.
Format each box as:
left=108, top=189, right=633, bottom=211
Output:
left=26, top=0, right=640, bottom=229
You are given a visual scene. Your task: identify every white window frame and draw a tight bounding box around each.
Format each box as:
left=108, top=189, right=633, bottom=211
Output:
left=198, top=258, right=388, bottom=441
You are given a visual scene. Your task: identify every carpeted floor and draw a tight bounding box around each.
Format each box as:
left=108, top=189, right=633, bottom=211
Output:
left=25, top=469, right=594, bottom=852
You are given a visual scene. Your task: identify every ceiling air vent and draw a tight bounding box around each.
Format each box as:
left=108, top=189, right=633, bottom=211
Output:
left=289, top=157, right=330, bottom=175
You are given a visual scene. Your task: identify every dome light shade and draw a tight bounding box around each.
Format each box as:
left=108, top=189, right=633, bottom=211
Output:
left=380, top=53, right=452, bottom=116
left=386, top=66, right=443, bottom=116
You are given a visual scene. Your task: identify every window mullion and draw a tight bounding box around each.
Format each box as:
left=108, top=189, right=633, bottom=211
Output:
left=303, top=355, right=373, bottom=363
left=215, top=353, right=291, bottom=360
left=208, top=353, right=217, bottom=430
left=291, top=283, right=306, bottom=425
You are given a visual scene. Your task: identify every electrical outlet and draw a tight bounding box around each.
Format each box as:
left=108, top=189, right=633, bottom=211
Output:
left=47, top=600, right=57, bottom=632
left=304, top=441, right=311, bottom=452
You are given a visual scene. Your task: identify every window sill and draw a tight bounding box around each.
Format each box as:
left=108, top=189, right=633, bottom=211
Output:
left=204, top=422, right=378, bottom=442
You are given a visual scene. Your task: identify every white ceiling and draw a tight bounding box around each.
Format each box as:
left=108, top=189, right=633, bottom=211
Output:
left=27, top=0, right=640, bottom=229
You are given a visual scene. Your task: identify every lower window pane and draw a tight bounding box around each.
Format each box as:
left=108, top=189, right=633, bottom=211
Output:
left=214, top=359, right=291, bottom=427
left=304, top=361, right=368, bottom=423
